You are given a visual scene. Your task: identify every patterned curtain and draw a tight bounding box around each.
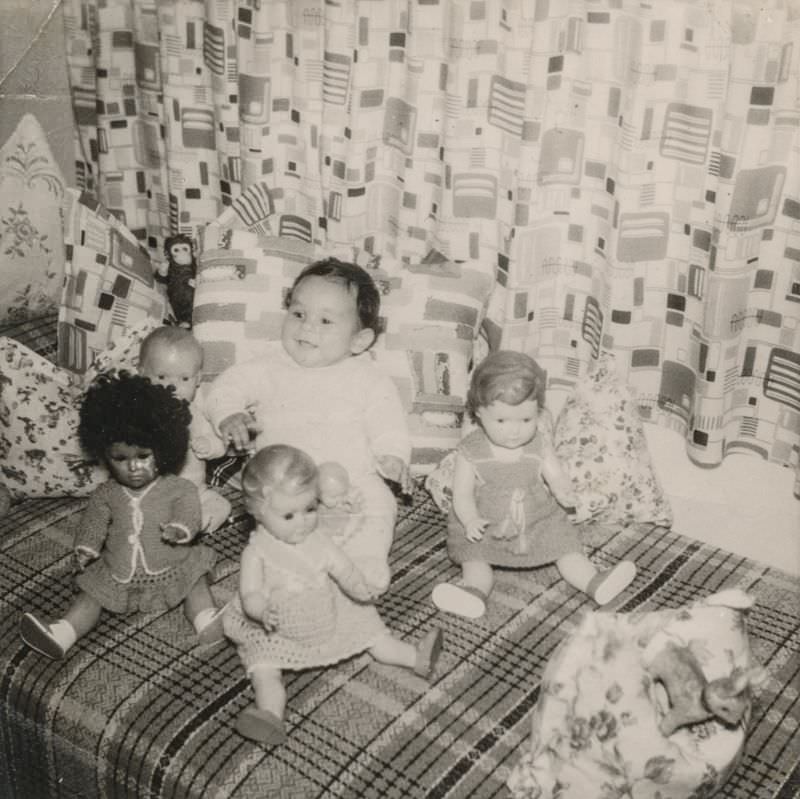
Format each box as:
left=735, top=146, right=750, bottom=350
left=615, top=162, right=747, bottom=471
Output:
left=62, top=0, right=800, bottom=470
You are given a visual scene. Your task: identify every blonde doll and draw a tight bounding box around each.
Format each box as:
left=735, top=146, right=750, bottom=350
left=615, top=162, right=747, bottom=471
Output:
left=432, top=351, right=637, bottom=619
left=225, top=444, right=443, bottom=745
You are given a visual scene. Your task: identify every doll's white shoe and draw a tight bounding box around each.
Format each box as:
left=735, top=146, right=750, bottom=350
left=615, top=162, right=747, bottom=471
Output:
left=589, top=560, right=637, bottom=606
left=20, top=613, right=67, bottom=659
left=413, top=627, right=444, bottom=679
left=236, top=705, right=287, bottom=745
left=431, top=581, right=487, bottom=619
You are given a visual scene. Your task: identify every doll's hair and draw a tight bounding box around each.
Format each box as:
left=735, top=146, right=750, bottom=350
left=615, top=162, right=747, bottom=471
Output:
left=285, top=257, right=382, bottom=338
left=466, top=350, right=547, bottom=421
left=139, top=326, right=204, bottom=373
left=163, top=233, right=194, bottom=260
left=242, top=444, right=319, bottom=501
left=78, top=370, right=191, bottom=475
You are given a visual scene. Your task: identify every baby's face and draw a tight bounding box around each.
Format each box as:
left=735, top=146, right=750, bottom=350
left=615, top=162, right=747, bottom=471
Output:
left=139, top=344, right=202, bottom=402
left=281, top=275, right=373, bottom=368
left=476, top=398, right=540, bottom=450
left=249, top=485, right=319, bottom=544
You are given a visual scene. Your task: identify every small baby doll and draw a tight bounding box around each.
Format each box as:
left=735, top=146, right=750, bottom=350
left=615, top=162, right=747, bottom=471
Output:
left=19, top=371, right=225, bottom=660
left=138, top=326, right=231, bottom=533
left=224, top=444, right=443, bottom=745
left=156, top=233, right=196, bottom=328
left=431, top=350, right=637, bottom=619
left=206, top=257, right=413, bottom=594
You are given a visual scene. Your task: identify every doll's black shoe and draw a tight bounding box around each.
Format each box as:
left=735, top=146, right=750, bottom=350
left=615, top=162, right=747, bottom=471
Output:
left=235, top=705, right=287, bottom=745
left=20, top=613, right=65, bottom=659
left=413, top=627, right=444, bottom=679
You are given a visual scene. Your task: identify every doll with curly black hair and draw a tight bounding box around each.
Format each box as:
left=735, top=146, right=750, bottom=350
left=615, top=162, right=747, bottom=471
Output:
left=19, top=371, right=225, bottom=660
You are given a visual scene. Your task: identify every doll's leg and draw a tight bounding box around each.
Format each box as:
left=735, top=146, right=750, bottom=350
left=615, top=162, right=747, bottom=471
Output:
left=198, top=486, right=232, bottom=534
left=20, top=591, right=102, bottom=659
left=236, top=665, right=287, bottom=744
left=368, top=628, right=444, bottom=680
left=431, top=559, right=493, bottom=619
left=184, top=574, right=225, bottom=645
left=556, top=551, right=637, bottom=605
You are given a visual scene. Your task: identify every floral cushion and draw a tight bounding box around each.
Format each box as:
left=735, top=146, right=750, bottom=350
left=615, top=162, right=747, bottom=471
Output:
left=58, top=189, right=167, bottom=374
left=0, top=319, right=160, bottom=500
left=507, top=589, right=762, bottom=799
left=0, top=114, right=66, bottom=323
left=194, top=213, right=494, bottom=476
left=553, top=353, right=672, bottom=526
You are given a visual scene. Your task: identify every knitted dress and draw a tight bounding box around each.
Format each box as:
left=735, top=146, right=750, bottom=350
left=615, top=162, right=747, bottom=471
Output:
left=224, top=525, right=388, bottom=672
left=75, top=476, right=214, bottom=613
left=446, top=429, right=582, bottom=568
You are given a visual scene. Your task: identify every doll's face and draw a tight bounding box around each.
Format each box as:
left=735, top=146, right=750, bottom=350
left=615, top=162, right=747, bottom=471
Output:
left=248, top=485, right=319, bottom=544
left=139, top=343, right=202, bottom=402
left=281, top=276, right=374, bottom=368
left=169, top=241, right=193, bottom=266
left=106, top=442, right=158, bottom=490
left=476, top=398, right=539, bottom=450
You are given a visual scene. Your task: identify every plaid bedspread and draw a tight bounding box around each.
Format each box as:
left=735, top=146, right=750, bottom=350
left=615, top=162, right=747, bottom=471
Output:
left=1, top=318, right=799, bottom=798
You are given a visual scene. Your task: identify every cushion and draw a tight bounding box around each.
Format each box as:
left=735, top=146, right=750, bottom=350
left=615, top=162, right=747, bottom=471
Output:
left=0, top=318, right=160, bottom=500
left=193, top=228, right=494, bottom=475
left=58, top=189, right=167, bottom=374
left=0, top=114, right=66, bottom=323
left=553, top=352, right=673, bottom=526
left=507, top=588, right=763, bottom=799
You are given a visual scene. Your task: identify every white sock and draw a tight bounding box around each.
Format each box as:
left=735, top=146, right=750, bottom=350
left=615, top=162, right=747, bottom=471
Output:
left=193, top=607, right=218, bottom=633
left=51, top=619, right=77, bottom=651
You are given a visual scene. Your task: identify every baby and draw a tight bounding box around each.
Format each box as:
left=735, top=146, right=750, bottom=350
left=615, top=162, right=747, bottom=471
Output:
left=138, top=326, right=231, bottom=532
left=205, top=257, right=412, bottom=593
left=225, top=444, right=443, bottom=744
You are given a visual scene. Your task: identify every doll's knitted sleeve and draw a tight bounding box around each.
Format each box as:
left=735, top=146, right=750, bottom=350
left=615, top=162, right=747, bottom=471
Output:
left=320, top=532, right=376, bottom=602
left=163, top=477, right=203, bottom=542
left=74, top=482, right=114, bottom=558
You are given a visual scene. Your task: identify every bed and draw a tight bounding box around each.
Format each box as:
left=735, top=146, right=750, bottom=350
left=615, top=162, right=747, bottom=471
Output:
left=2, top=313, right=799, bottom=799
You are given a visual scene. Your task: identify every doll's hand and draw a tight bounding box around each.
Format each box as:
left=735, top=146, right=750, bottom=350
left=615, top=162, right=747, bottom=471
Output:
left=160, top=522, right=193, bottom=544
left=74, top=546, right=97, bottom=572
left=464, top=517, right=489, bottom=542
left=261, top=604, right=280, bottom=633
left=219, top=412, right=259, bottom=453
left=376, top=455, right=412, bottom=495
left=192, top=435, right=214, bottom=459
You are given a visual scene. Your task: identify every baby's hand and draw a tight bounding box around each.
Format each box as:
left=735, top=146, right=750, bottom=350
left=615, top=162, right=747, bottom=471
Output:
left=376, top=455, right=412, bottom=495
left=160, top=522, right=193, bottom=544
left=465, top=517, right=489, bottom=542
left=219, top=412, right=259, bottom=453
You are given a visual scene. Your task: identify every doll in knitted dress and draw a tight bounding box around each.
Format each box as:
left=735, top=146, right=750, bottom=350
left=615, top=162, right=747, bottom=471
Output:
left=225, top=444, right=444, bottom=745
left=19, top=371, right=225, bottom=660
left=431, top=351, right=637, bottom=620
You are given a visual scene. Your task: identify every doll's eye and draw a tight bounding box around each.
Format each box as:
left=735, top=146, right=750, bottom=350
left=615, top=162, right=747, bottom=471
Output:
left=306, top=502, right=319, bottom=513
left=291, top=309, right=304, bottom=320
left=283, top=512, right=295, bottom=521
left=321, top=317, right=332, bottom=325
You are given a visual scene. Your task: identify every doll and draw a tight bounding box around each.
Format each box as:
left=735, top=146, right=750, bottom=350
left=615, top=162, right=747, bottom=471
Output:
left=19, top=371, right=225, bottom=660
left=138, top=326, right=232, bottom=532
left=431, top=350, right=637, bottom=619
left=224, top=444, right=443, bottom=745
left=157, top=233, right=196, bottom=328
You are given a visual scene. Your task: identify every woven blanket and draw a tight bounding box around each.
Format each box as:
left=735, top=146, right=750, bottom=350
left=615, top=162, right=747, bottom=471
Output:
left=1, top=486, right=799, bottom=799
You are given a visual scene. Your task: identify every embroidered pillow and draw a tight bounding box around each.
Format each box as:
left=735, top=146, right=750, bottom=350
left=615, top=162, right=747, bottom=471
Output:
left=57, top=189, right=167, bottom=374
left=0, top=114, right=66, bottom=323
left=0, top=318, right=161, bottom=500
left=193, top=229, right=493, bottom=476
left=553, top=353, right=673, bottom=526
